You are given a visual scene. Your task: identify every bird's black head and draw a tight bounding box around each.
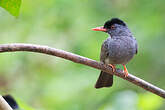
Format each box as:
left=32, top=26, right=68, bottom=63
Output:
left=92, top=18, right=130, bottom=37
left=103, top=18, right=126, bottom=29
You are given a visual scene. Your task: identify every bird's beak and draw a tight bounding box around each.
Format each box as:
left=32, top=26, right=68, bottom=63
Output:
left=92, top=26, right=107, bottom=32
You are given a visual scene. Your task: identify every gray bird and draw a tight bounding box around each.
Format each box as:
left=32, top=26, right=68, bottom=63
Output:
left=92, top=18, right=138, bottom=89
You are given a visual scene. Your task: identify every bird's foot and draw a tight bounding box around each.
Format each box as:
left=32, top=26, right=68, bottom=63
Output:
left=122, top=64, right=128, bottom=77
left=108, top=64, right=116, bottom=72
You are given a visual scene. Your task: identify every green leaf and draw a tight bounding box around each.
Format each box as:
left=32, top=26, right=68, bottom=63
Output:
left=0, top=0, right=21, bottom=17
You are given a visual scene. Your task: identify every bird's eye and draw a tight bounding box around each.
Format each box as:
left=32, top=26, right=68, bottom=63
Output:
left=110, top=25, right=115, bottom=29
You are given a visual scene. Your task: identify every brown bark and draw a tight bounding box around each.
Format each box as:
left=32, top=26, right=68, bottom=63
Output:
left=0, top=43, right=164, bottom=98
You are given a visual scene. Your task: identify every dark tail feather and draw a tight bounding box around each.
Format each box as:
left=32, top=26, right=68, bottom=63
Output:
left=95, top=71, right=113, bottom=89
left=3, top=95, right=19, bottom=109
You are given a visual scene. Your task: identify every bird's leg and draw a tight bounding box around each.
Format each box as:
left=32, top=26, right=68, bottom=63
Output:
left=122, top=64, right=128, bottom=77
left=108, top=64, right=116, bottom=72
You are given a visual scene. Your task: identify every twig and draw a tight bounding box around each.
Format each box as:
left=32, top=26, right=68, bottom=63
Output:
left=0, top=43, right=164, bottom=98
left=0, top=96, right=13, bottom=110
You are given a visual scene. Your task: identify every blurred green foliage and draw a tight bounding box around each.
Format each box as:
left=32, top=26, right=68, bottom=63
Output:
left=0, top=0, right=165, bottom=110
left=0, top=0, right=21, bottom=16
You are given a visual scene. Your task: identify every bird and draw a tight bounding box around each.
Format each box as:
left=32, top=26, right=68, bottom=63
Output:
left=92, top=18, right=138, bottom=89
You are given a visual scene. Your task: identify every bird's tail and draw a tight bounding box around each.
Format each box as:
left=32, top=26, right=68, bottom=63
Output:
left=3, top=95, right=19, bottom=109
left=95, top=71, right=113, bottom=89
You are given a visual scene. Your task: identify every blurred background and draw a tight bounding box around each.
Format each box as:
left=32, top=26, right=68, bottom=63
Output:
left=0, top=0, right=165, bottom=110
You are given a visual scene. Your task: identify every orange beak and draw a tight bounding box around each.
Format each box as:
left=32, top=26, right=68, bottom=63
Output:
left=92, top=26, right=107, bottom=32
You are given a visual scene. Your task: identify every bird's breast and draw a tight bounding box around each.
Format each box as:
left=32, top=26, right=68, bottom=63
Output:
left=106, top=37, right=136, bottom=64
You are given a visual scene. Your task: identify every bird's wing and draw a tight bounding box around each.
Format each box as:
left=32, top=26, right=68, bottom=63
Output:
left=100, top=41, right=109, bottom=63
left=132, top=36, right=138, bottom=54
left=135, top=43, right=138, bottom=54
left=95, top=40, right=113, bottom=89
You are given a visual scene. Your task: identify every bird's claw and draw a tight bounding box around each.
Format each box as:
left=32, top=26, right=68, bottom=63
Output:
left=108, top=64, right=116, bottom=72
left=123, top=70, right=128, bottom=77
left=122, top=64, right=129, bottom=77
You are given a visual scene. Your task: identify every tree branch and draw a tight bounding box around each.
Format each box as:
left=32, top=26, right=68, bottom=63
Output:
left=0, top=96, right=13, bottom=110
left=0, top=43, right=164, bottom=98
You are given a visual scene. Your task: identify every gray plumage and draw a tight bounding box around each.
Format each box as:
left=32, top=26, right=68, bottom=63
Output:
left=94, top=18, right=138, bottom=88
